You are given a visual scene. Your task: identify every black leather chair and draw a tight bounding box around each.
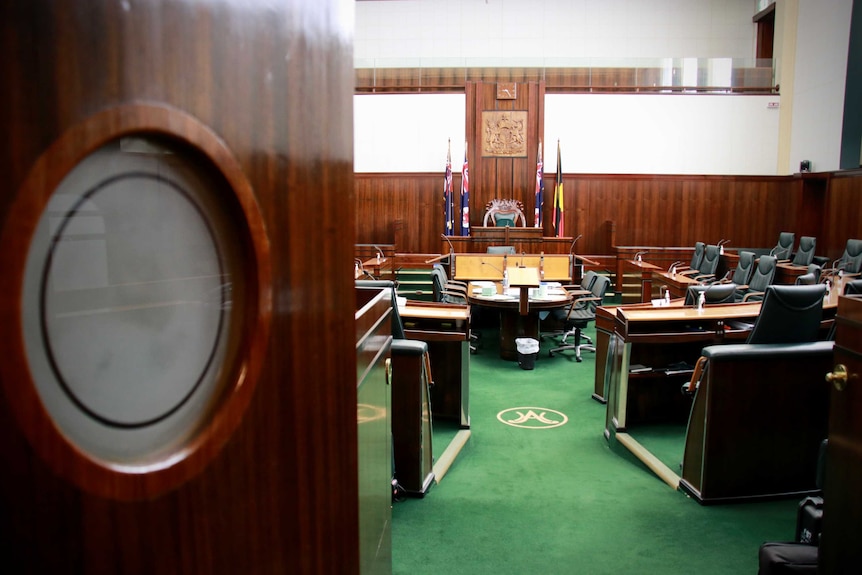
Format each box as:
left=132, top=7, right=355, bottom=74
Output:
left=677, top=241, right=705, bottom=276
left=735, top=254, right=777, bottom=302
left=719, top=250, right=755, bottom=286
left=431, top=263, right=468, bottom=304
left=830, top=238, right=862, bottom=276
left=796, top=264, right=822, bottom=285
left=771, top=231, right=795, bottom=261
left=548, top=274, right=611, bottom=362
left=747, top=284, right=827, bottom=344
left=684, top=282, right=738, bottom=306
left=845, top=279, right=862, bottom=295
left=791, top=236, right=817, bottom=267
left=693, top=244, right=721, bottom=282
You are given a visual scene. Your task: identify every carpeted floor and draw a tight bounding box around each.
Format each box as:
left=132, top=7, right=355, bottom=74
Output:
left=393, top=323, right=798, bottom=574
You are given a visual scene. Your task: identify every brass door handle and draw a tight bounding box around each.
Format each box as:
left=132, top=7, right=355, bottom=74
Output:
left=826, top=364, right=849, bottom=391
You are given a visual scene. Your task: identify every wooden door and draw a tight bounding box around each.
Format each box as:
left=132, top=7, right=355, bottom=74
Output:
left=0, top=1, right=359, bottom=573
left=821, top=295, right=862, bottom=572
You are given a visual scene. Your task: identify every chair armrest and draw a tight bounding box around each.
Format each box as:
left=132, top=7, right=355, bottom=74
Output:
left=742, top=290, right=764, bottom=302
left=677, top=268, right=699, bottom=276
left=694, top=273, right=715, bottom=282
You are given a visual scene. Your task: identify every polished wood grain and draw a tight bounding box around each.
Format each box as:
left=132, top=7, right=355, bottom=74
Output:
left=1, top=1, right=359, bottom=573
left=357, top=170, right=862, bottom=264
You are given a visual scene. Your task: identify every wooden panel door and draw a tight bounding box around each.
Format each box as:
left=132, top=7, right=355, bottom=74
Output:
left=821, top=295, right=862, bottom=573
left=0, top=1, right=359, bottom=573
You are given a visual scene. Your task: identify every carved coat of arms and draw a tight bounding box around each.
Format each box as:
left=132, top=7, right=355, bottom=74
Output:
left=481, top=111, right=527, bottom=157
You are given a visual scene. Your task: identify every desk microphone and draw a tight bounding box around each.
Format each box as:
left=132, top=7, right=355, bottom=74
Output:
left=441, top=234, right=455, bottom=256
left=717, top=239, right=731, bottom=255
left=520, top=251, right=526, bottom=268
left=633, top=250, right=647, bottom=262
left=481, top=261, right=508, bottom=287
left=569, top=234, right=583, bottom=255
left=372, top=245, right=385, bottom=262
left=668, top=260, right=684, bottom=274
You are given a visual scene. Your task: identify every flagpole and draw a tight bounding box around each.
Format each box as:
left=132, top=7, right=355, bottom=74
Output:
left=534, top=140, right=543, bottom=229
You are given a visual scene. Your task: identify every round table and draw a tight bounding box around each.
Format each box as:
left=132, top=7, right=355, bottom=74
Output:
left=467, top=282, right=572, bottom=361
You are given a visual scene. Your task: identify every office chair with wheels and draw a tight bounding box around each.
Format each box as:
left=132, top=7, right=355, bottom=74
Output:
left=791, top=236, right=817, bottom=267
left=771, top=231, right=795, bottom=261
left=541, top=270, right=598, bottom=343
left=746, top=284, right=827, bottom=344
left=548, top=274, right=611, bottom=362
left=684, top=282, right=738, bottom=306
left=735, top=255, right=777, bottom=302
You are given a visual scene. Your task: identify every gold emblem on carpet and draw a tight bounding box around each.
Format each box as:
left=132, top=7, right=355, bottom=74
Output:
left=497, top=407, right=568, bottom=429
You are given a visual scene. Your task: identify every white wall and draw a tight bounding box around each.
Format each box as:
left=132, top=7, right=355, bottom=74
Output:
left=354, top=92, right=780, bottom=175
left=354, top=94, right=466, bottom=173
left=787, top=0, right=853, bottom=173
left=356, top=0, right=756, bottom=65
left=544, top=94, right=780, bottom=175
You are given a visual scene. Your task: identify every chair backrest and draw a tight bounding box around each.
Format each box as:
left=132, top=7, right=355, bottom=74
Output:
left=772, top=231, right=795, bottom=260
left=487, top=245, right=516, bottom=255
left=746, top=284, right=826, bottom=344
left=845, top=279, right=862, bottom=295
left=684, top=283, right=738, bottom=306
left=839, top=238, right=862, bottom=274
left=482, top=198, right=526, bottom=227
left=698, top=244, right=721, bottom=276
left=731, top=251, right=756, bottom=285
left=585, top=275, right=611, bottom=315
left=688, top=241, right=705, bottom=270
left=792, top=236, right=817, bottom=266
left=580, top=270, right=598, bottom=291
left=796, top=264, right=822, bottom=285
left=747, top=255, right=778, bottom=294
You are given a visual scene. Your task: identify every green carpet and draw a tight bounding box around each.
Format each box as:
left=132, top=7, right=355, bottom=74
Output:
left=394, top=323, right=798, bottom=574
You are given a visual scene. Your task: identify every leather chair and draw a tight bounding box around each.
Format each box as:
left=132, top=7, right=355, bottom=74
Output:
left=771, top=231, right=795, bottom=261
left=486, top=245, right=516, bottom=255
left=692, top=244, right=721, bottom=283
left=827, top=238, right=862, bottom=277
left=548, top=274, right=611, bottom=362
left=796, top=264, right=822, bottom=285
left=747, top=284, right=827, bottom=344
left=791, top=236, right=817, bottom=267
left=844, top=279, right=862, bottom=295
left=735, top=254, right=777, bottom=302
left=676, top=241, right=705, bottom=276
left=430, top=264, right=467, bottom=304
left=541, top=270, right=598, bottom=343
left=719, top=250, right=755, bottom=286
left=684, top=282, right=738, bottom=306
left=483, top=198, right=526, bottom=227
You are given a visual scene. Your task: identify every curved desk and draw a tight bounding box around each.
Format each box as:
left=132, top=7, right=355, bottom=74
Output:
left=467, top=282, right=571, bottom=360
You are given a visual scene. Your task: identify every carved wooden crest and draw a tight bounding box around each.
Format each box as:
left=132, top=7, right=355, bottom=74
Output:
left=481, top=111, right=527, bottom=157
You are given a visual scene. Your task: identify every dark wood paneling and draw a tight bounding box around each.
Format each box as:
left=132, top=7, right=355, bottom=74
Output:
left=1, top=1, right=358, bottom=573
left=357, top=171, right=862, bottom=262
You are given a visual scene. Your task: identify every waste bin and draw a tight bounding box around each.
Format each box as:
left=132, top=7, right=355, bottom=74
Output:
left=515, top=337, right=539, bottom=370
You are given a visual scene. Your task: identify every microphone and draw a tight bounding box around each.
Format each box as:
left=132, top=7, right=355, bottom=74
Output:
left=441, top=234, right=454, bottom=255
left=668, top=260, right=683, bottom=274
left=481, top=260, right=509, bottom=288
left=717, top=239, right=730, bottom=255
left=372, top=245, right=385, bottom=262
left=633, top=250, right=647, bottom=262
left=520, top=251, right=526, bottom=268
left=569, top=234, right=583, bottom=255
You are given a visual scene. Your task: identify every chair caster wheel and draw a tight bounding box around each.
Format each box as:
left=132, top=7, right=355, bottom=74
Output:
left=576, top=357, right=582, bottom=362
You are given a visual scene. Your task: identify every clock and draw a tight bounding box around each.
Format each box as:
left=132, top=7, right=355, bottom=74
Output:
left=496, top=82, right=517, bottom=100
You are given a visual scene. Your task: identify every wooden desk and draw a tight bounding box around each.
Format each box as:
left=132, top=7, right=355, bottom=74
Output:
left=776, top=262, right=809, bottom=284
left=399, top=301, right=471, bottom=428
left=444, top=231, right=575, bottom=255
left=452, top=253, right=573, bottom=283
left=627, top=259, right=662, bottom=302
left=467, top=282, right=571, bottom=360
left=601, top=291, right=840, bottom=490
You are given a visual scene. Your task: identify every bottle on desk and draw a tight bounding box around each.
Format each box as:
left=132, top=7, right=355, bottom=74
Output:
left=697, top=291, right=705, bottom=312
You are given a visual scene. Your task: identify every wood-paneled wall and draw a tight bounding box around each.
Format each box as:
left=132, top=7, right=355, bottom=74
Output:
left=356, top=170, right=862, bottom=263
